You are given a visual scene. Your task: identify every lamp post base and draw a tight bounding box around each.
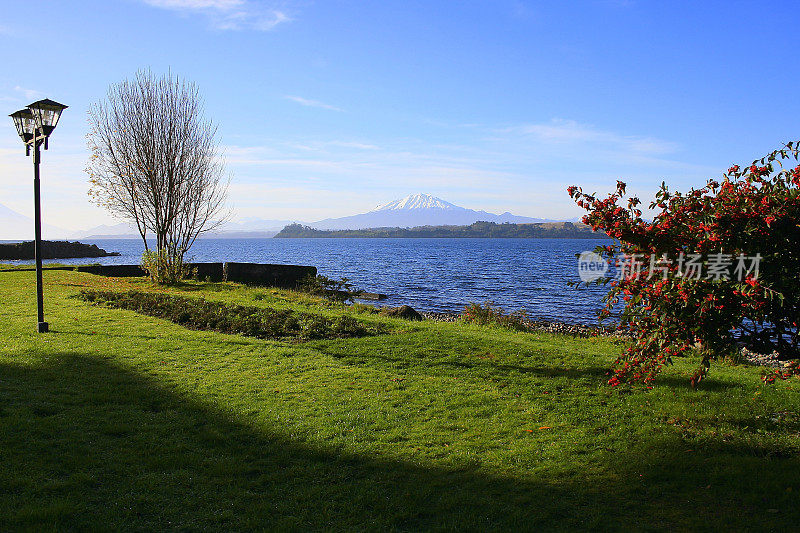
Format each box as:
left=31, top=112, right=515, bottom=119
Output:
left=37, top=321, right=49, bottom=333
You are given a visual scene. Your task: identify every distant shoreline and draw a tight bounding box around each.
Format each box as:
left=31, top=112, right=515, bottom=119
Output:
left=0, top=240, right=120, bottom=260
left=274, top=221, right=609, bottom=239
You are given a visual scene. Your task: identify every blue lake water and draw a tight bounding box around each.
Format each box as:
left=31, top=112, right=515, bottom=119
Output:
left=14, top=238, right=612, bottom=324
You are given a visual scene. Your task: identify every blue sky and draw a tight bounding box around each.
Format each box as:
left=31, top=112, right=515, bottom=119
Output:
left=1, top=0, right=798, bottom=230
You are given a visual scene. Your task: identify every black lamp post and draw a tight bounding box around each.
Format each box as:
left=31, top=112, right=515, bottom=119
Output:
left=9, top=99, right=68, bottom=333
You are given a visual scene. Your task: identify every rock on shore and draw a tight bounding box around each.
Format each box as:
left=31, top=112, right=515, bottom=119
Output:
left=0, top=240, right=120, bottom=260
left=739, top=347, right=787, bottom=368
left=419, top=311, right=628, bottom=338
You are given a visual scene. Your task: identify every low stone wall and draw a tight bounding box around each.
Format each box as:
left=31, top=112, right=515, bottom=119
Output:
left=0, top=266, right=76, bottom=273
left=223, top=262, right=317, bottom=288
left=76, top=264, right=148, bottom=277
left=70, top=261, right=315, bottom=288
left=191, top=263, right=224, bottom=282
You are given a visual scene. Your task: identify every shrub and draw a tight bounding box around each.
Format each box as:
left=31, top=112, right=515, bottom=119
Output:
left=141, top=250, right=195, bottom=285
left=331, top=315, right=367, bottom=335
left=461, top=302, right=529, bottom=331
left=569, top=142, right=800, bottom=386
left=300, top=274, right=355, bottom=302
left=79, top=290, right=379, bottom=341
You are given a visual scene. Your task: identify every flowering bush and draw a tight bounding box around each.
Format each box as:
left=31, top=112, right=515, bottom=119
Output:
left=569, top=142, right=800, bottom=386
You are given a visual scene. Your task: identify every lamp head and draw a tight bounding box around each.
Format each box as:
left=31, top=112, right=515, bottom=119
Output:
left=9, top=108, right=36, bottom=144
left=27, top=98, right=68, bottom=137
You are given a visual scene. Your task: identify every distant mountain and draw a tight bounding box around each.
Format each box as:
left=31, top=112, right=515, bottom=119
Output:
left=373, top=194, right=459, bottom=211
left=310, top=193, right=554, bottom=230
left=72, top=222, right=141, bottom=239
left=66, top=193, right=567, bottom=239
left=0, top=203, right=71, bottom=241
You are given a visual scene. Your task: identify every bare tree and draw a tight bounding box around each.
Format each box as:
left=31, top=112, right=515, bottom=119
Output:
left=87, top=70, right=228, bottom=282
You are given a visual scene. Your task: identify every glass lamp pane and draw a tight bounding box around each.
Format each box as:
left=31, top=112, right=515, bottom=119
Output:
left=9, top=109, right=35, bottom=142
left=27, top=99, right=68, bottom=135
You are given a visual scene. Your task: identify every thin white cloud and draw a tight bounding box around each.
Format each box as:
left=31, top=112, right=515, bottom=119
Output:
left=252, top=10, right=290, bottom=31
left=505, top=118, right=678, bottom=155
left=216, top=116, right=719, bottom=221
left=284, top=95, right=343, bottom=112
left=141, top=0, right=291, bottom=31
left=325, top=141, right=379, bottom=150
left=228, top=184, right=368, bottom=219
left=0, top=111, right=716, bottom=228
left=13, top=86, right=44, bottom=101
left=282, top=140, right=380, bottom=151
left=233, top=157, right=345, bottom=169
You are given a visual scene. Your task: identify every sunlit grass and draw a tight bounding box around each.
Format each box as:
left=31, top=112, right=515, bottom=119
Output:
left=1, top=270, right=798, bottom=530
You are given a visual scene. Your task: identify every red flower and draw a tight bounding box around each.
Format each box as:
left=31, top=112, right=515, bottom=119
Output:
left=567, top=141, right=798, bottom=385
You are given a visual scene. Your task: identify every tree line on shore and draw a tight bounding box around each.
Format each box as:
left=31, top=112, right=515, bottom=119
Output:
left=274, top=221, right=605, bottom=238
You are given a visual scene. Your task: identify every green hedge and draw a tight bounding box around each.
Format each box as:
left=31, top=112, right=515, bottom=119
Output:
left=79, top=290, right=383, bottom=341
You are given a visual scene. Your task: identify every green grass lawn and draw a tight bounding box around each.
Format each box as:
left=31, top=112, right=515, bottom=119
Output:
left=1, top=270, right=798, bottom=531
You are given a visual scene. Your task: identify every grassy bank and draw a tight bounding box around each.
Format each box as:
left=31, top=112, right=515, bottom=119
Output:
left=1, top=270, right=798, bottom=530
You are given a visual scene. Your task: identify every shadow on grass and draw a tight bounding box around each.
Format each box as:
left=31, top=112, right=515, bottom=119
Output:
left=58, top=329, right=261, bottom=348
left=0, top=353, right=792, bottom=530
left=309, top=339, right=740, bottom=390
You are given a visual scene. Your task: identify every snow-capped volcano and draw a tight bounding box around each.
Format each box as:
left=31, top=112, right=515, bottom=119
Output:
left=310, top=193, right=551, bottom=230
left=373, top=193, right=458, bottom=211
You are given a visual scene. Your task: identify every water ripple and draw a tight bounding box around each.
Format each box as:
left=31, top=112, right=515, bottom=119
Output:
left=24, top=237, right=611, bottom=324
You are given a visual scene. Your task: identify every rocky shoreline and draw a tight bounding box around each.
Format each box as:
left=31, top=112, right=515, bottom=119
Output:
left=739, top=347, right=792, bottom=369
left=419, top=311, right=628, bottom=338
left=0, top=240, right=120, bottom=260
